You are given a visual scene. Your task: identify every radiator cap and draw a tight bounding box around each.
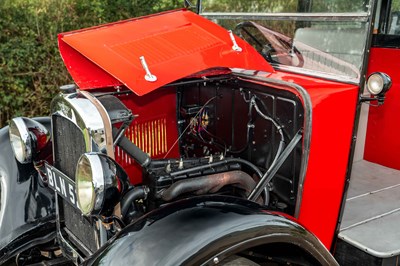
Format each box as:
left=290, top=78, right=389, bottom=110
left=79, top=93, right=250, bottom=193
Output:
left=59, top=84, right=77, bottom=94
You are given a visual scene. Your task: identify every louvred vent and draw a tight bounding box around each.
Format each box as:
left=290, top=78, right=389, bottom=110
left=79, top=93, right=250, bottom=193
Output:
left=115, top=116, right=168, bottom=167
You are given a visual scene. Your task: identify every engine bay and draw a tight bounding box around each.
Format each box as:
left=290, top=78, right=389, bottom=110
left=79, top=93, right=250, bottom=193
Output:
left=107, top=75, right=305, bottom=224
left=15, top=72, right=307, bottom=262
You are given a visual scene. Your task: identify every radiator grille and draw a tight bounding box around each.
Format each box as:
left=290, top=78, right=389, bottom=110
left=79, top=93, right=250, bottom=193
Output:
left=53, top=115, right=85, bottom=180
left=52, top=115, right=98, bottom=253
left=63, top=201, right=98, bottom=253
left=116, top=117, right=168, bottom=166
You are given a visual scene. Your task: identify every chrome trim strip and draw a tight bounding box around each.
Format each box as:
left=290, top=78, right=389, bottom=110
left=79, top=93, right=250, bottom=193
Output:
left=272, top=64, right=360, bottom=85
left=80, top=91, right=114, bottom=159
left=202, top=12, right=369, bottom=22
left=232, top=69, right=312, bottom=218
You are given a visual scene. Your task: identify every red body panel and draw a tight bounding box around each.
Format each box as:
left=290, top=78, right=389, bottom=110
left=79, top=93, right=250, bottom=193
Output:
left=114, top=88, right=180, bottom=184
left=364, top=47, right=400, bottom=170
left=58, top=9, right=273, bottom=96
left=268, top=71, right=359, bottom=248
left=57, top=8, right=360, bottom=251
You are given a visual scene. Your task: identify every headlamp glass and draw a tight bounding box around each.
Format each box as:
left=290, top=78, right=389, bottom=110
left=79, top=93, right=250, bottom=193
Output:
left=76, top=155, right=96, bottom=215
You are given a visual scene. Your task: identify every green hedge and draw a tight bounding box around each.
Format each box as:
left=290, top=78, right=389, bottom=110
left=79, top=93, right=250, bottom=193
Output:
left=0, top=0, right=181, bottom=128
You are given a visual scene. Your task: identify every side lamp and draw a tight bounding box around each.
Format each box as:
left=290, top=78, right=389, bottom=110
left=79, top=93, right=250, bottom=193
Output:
left=9, top=117, right=51, bottom=164
left=361, top=72, right=392, bottom=105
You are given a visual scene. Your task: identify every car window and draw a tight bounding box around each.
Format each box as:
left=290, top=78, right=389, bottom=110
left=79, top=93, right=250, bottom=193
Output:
left=388, top=0, right=400, bottom=34
left=201, top=0, right=369, bottom=13
left=201, top=0, right=372, bottom=82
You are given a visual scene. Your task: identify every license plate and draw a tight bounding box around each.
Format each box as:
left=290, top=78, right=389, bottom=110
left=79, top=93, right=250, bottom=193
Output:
left=45, top=163, right=79, bottom=209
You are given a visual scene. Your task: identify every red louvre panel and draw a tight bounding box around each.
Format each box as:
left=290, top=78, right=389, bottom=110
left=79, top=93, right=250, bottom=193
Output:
left=114, top=88, right=179, bottom=184
left=116, top=116, right=169, bottom=164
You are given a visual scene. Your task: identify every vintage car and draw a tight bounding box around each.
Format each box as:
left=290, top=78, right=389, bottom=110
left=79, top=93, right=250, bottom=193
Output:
left=1, top=0, right=399, bottom=265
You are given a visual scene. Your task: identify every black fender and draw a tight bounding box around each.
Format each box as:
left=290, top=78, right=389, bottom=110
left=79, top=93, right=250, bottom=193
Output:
left=85, top=196, right=338, bottom=266
left=0, top=117, right=55, bottom=262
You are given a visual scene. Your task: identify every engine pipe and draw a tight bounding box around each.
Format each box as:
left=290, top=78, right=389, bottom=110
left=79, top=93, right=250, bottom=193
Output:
left=120, top=186, right=148, bottom=219
left=112, top=127, right=151, bottom=167
left=160, top=170, right=256, bottom=202
left=169, top=157, right=263, bottom=179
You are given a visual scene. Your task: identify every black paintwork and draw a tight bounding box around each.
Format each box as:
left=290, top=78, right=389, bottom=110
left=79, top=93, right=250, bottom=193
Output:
left=372, top=34, right=400, bottom=48
left=85, top=196, right=337, bottom=266
left=0, top=117, right=335, bottom=265
left=178, top=80, right=304, bottom=214
left=0, top=117, right=55, bottom=263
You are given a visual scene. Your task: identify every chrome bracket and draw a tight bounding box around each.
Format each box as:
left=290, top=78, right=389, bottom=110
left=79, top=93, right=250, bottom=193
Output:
left=228, top=30, right=242, bottom=52
left=140, top=56, right=157, bottom=82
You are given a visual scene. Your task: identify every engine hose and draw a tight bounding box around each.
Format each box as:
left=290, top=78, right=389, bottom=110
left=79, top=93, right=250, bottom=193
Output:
left=112, top=127, right=151, bottom=167
left=160, top=170, right=256, bottom=202
left=120, top=187, right=147, bottom=219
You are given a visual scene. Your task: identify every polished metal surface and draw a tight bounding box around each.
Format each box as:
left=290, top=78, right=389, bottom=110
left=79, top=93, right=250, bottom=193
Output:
left=9, top=117, right=33, bottom=163
left=51, top=91, right=108, bottom=153
left=79, top=91, right=114, bottom=159
left=51, top=91, right=113, bottom=255
left=76, top=154, right=104, bottom=215
left=339, top=160, right=400, bottom=258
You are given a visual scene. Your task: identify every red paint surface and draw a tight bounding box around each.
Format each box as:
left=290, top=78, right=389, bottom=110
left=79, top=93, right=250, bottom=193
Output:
left=114, top=88, right=179, bottom=184
left=57, top=6, right=361, bottom=249
left=58, top=9, right=273, bottom=96
left=113, top=67, right=359, bottom=248
left=267, top=71, right=359, bottom=249
left=364, top=47, right=400, bottom=170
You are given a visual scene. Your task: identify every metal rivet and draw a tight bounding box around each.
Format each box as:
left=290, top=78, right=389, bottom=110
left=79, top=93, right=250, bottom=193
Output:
left=213, top=257, right=219, bottom=264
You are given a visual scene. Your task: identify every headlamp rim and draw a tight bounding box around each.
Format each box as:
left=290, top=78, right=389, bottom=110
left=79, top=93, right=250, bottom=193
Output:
left=76, top=153, right=105, bottom=215
left=9, top=117, right=33, bottom=164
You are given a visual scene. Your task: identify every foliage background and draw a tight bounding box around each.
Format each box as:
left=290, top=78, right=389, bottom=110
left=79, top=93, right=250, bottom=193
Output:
left=0, top=0, right=377, bottom=128
left=0, top=0, right=181, bottom=128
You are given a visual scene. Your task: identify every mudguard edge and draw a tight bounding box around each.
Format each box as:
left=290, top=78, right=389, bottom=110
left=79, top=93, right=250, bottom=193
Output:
left=0, top=117, right=56, bottom=263
left=84, top=196, right=338, bottom=266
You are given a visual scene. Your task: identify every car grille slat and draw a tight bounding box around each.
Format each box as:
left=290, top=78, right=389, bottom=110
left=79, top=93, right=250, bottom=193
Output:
left=53, top=115, right=98, bottom=253
left=53, top=115, right=86, bottom=180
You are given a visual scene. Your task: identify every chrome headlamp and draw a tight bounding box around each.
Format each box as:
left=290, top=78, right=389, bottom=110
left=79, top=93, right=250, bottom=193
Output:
left=9, top=117, right=50, bottom=164
left=366, top=72, right=392, bottom=96
left=76, top=153, right=129, bottom=216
